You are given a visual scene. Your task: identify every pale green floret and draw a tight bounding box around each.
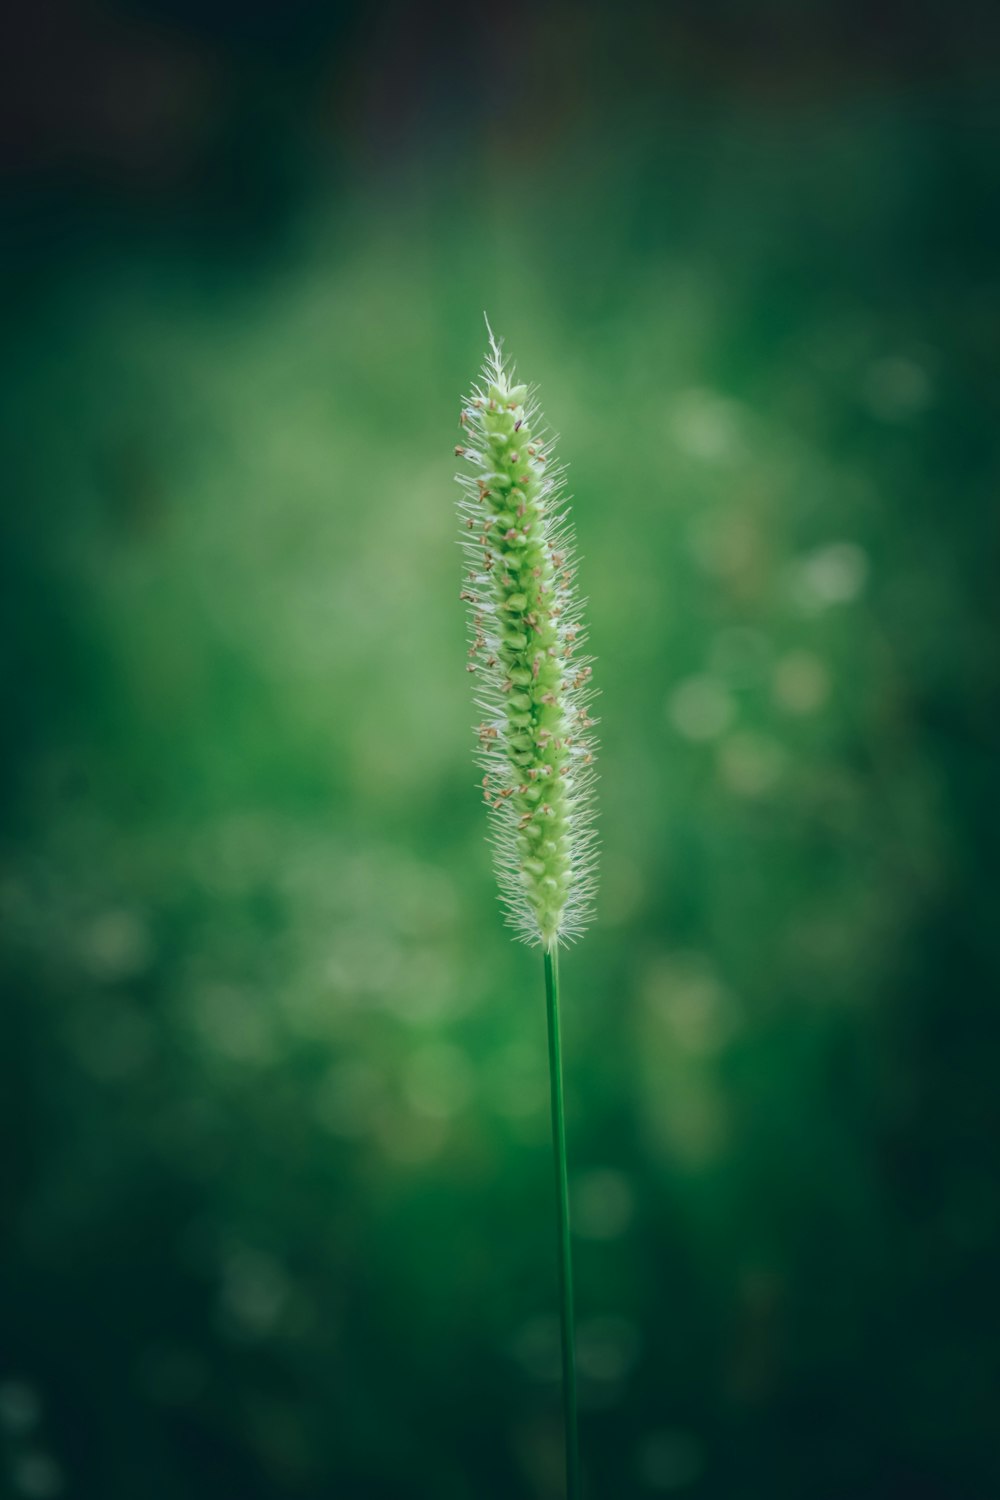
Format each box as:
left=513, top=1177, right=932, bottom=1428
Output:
left=455, top=330, right=597, bottom=947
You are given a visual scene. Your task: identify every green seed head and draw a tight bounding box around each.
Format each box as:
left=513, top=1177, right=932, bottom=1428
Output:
left=455, top=325, right=598, bottom=949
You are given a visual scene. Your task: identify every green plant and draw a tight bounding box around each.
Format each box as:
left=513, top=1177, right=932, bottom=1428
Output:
left=455, top=326, right=597, bottom=1497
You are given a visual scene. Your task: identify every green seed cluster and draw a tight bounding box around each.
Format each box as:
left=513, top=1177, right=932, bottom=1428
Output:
left=455, top=332, right=597, bottom=947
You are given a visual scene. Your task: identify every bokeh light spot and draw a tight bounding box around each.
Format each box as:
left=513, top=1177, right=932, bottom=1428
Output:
left=667, top=677, right=736, bottom=741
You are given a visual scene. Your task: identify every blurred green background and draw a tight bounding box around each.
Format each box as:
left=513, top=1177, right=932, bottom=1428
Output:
left=2, top=3, right=999, bottom=1497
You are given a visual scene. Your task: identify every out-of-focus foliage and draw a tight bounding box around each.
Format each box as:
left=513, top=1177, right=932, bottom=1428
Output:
left=2, top=4, right=999, bottom=1497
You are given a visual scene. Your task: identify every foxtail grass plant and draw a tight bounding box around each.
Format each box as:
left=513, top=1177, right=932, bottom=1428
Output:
left=455, top=326, right=597, bottom=1499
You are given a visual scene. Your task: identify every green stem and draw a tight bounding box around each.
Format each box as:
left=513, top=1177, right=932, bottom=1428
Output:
left=543, top=944, right=580, bottom=1500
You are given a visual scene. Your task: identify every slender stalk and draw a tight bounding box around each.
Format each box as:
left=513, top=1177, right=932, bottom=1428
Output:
left=543, top=944, right=580, bottom=1500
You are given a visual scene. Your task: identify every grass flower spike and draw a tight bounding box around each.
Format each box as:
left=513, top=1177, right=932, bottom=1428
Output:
left=455, top=327, right=597, bottom=949
left=455, top=325, right=597, bottom=1499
